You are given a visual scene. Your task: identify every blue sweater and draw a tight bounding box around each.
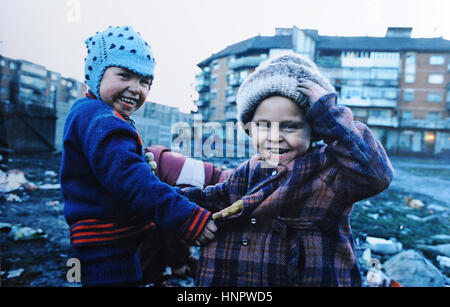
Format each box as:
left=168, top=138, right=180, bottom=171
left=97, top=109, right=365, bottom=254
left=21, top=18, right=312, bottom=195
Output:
left=60, top=96, right=211, bottom=285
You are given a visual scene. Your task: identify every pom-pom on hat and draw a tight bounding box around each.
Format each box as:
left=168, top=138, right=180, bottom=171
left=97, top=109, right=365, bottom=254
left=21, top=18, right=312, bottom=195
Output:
left=236, top=52, right=335, bottom=124
left=84, top=26, right=155, bottom=99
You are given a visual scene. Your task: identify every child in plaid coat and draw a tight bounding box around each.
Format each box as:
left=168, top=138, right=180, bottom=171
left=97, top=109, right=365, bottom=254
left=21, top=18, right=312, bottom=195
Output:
left=181, top=53, right=394, bottom=286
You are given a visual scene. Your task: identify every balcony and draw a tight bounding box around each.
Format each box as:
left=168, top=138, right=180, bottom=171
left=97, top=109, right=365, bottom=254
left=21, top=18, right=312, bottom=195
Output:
left=400, top=118, right=450, bottom=129
left=226, top=95, right=236, bottom=104
left=225, top=110, right=237, bottom=121
left=229, top=56, right=264, bottom=70
left=194, top=99, right=209, bottom=108
left=367, top=116, right=399, bottom=127
left=340, top=97, right=397, bottom=108
left=195, top=82, right=210, bottom=93
left=316, top=56, right=341, bottom=68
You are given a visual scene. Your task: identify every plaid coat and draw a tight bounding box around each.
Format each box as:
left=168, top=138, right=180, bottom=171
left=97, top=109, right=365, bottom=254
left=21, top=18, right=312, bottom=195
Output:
left=182, top=94, right=393, bottom=287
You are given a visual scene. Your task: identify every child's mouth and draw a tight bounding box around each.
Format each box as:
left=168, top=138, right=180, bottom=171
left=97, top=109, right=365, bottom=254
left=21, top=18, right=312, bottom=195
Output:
left=119, top=96, right=138, bottom=107
left=267, top=148, right=291, bottom=155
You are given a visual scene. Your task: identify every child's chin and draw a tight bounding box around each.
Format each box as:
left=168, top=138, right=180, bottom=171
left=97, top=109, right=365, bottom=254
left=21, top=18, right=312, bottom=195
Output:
left=262, top=152, right=294, bottom=167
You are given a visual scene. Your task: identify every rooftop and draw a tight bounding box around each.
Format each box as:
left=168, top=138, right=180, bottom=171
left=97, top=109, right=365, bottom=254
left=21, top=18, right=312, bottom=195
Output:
left=198, top=28, right=450, bottom=67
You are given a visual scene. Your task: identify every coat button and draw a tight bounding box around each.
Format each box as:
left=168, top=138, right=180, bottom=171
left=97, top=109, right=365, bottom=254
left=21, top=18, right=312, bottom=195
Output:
left=272, top=170, right=277, bottom=176
left=250, top=218, right=256, bottom=225
left=242, top=238, right=249, bottom=246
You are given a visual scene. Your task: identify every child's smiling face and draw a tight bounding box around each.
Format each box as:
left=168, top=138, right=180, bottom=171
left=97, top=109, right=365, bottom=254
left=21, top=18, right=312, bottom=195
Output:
left=99, top=66, right=152, bottom=117
left=250, top=96, right=312, bottom=166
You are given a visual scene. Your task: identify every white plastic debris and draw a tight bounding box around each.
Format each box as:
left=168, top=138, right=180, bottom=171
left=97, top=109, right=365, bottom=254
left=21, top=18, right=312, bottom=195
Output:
left=11, top=225, right=47, bottom=241
left=6, top=268, right=24, bottom=279
left=38, top=183, right=60, bottom=190
left=44, top=170, right=58, bottom=177
left=366, top=236, right=403, bottom=255
left=6, top=193, right=23, bottom=203
left=0, top=169, right=27, bottom=193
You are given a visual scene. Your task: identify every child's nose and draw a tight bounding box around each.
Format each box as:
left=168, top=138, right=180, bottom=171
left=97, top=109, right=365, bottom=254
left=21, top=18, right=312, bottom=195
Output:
left=267, top=125, right=283, bottom=142
left=127, top=79, right=140, bottom=94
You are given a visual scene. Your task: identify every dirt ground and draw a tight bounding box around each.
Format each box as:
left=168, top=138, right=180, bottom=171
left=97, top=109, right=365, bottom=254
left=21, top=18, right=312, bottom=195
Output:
left=1, top=152, right=73, bottom=287
left=1, top=152, right=449, bottom=287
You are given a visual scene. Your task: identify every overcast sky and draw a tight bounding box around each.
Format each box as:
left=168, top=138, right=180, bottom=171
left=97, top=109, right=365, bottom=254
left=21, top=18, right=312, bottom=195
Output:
left=1, top=0, right=449, bottom=112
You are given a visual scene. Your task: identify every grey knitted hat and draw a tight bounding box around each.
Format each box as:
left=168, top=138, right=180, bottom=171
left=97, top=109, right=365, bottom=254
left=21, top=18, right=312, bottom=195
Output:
left=236, top=52, right=335, bottom=124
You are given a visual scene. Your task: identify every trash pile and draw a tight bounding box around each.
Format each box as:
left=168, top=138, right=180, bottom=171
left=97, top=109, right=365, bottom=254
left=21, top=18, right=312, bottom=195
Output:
left=1, top=153, right=449, bottom=287
left=1, top=153, right=70, bottom=286
left=352, top=193, right=450, bottom=287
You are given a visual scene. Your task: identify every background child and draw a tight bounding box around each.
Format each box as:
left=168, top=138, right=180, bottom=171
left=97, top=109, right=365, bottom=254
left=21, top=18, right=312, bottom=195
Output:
left=60, top=26, right=216, bottom=286
left=180, top=53, right=394, bottom=286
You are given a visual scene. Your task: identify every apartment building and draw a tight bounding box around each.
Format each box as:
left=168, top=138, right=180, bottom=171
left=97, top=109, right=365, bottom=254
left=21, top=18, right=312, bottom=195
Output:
left=0, top=55, right=86, bottom=152
left=133, top=101, right=192, bottom=149
left=194, top=27, right=450, bottom=157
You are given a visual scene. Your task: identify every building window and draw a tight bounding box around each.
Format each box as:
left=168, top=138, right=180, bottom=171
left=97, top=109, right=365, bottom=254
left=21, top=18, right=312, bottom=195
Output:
left=210, top=89, right=217, bottom=100
left=403, top=89, right=414, bottom=102
left=428, top=74, right=444, bottom=84
left=404, top=53, right=416, bottom=83
left=212, top=60, right=219, bottom=71
left=426, top=112, right=440, bottom=121
left=0, top=59, right=5, bottom=67
left=402, top=111, right=413, bottom=119
left=211, top=75, right=218, bottom=85
left=429, top=55, right=445, bottom=65
left=404, top=74, right=415, bottom=83
left=427, top=92, right=443, bottom=103
left=239, top=70, right=248, bottom=83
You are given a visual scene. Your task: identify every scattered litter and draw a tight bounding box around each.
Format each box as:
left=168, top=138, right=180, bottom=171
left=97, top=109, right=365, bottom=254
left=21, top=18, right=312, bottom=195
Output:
left=427, top=204, right=446, bottom=212
left=45, top=200, right=60, bottom=206
left=24, top=181, right=38, bottom=191
left=405, top=197, right=425, bottom=209
left=6, top=193, right=23, bottom=203
left=0, top=222, right=13, bottom=231
left=367, top=213, right=379, bottom=220
left=44, top=170, right=58, bottom=177
left=406, top=214, right=438, bottom=222
left=38, top=183, right=60, bottom=190
left=366, top=236, right=403, bottom=255
left=431, top=234, right=450, bottom=244
left=11, top=225, right=47, bottom=241
left=6, top=268, right=24, bottom=279
left=0, top=169, right=27, bottom=193
left=362, top=248, right=372, bottom=264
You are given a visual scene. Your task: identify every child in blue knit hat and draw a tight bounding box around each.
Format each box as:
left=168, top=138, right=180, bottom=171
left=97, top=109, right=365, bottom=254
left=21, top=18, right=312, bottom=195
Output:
left=60, top=26, right=216, bottom=286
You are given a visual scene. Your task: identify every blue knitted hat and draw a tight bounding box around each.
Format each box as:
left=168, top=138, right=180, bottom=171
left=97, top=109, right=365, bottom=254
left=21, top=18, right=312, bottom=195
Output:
left=84, top=26, right=155, bottom=98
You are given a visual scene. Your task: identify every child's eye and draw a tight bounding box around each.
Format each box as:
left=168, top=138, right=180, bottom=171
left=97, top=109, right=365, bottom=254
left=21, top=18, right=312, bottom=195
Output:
left=255, top=122, right=270, bottom=129
left=118, top=73, right=130, bottom=79
left=140, top=79, right=152, bottom=87
left=280, top=122, right=303, bottom=132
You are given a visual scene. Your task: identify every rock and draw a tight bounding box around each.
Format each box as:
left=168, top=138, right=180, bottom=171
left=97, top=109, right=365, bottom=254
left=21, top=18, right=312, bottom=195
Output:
left=436, top=255, right=450, bottom=275
left=416, top=244, right=450, bottom=258
left=366, top=236, right=403, bottom=255
left=383, top=250, right=445, bottom=287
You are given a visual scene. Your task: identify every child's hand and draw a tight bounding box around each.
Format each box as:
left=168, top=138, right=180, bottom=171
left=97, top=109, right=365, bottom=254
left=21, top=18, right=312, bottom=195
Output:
left=194, top=220, right=217, bottom=246
left=298, top=79, right=331, bottom=105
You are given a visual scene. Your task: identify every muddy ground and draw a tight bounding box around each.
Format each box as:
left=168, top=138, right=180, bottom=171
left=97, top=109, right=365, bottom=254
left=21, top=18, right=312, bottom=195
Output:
left=1, top=153, right=449, bottom=287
